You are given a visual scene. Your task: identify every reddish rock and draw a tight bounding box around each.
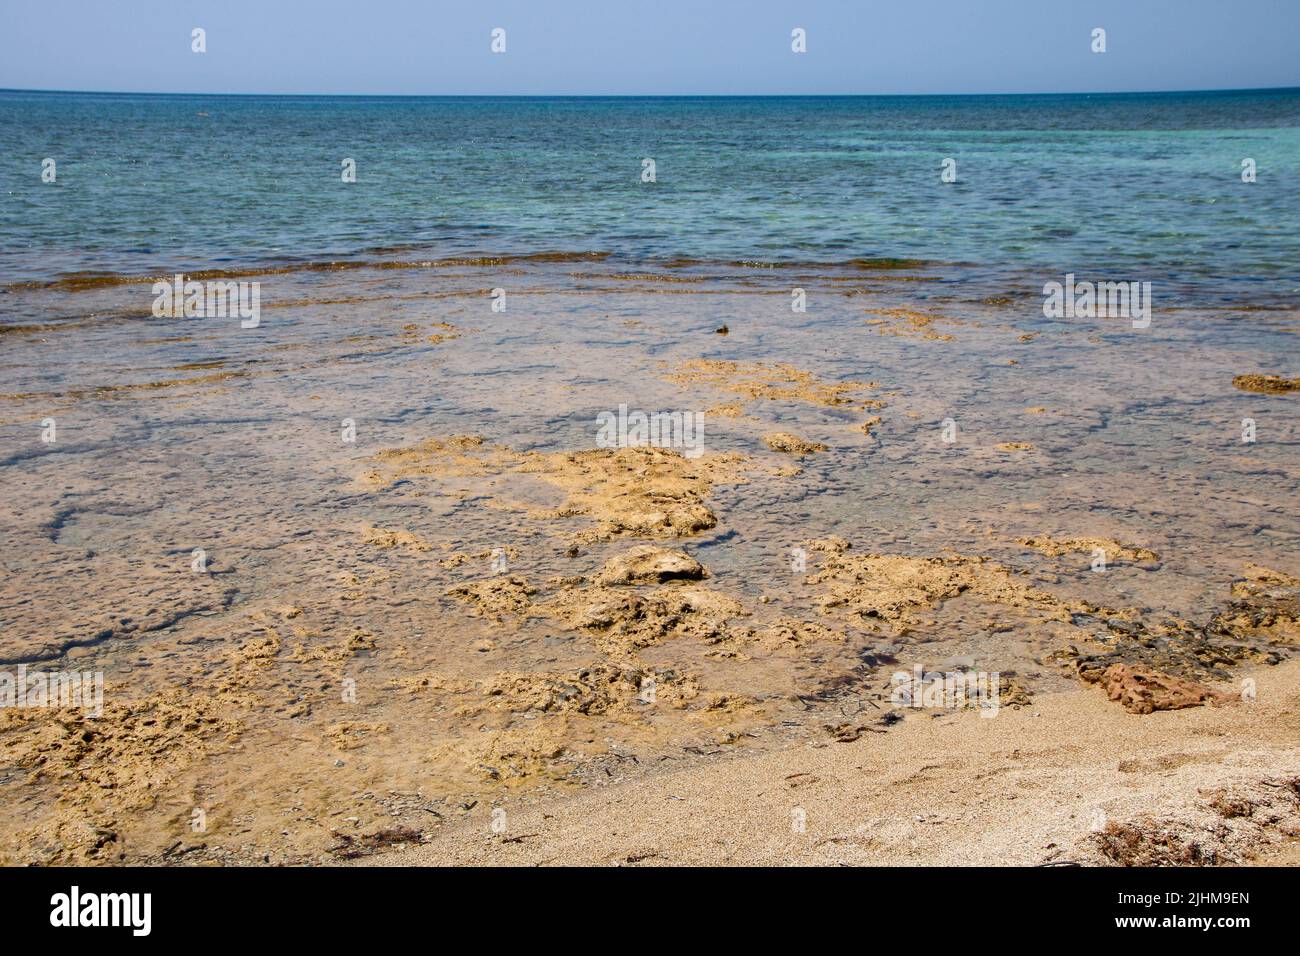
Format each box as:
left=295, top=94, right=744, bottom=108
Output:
left=1101, top=664, right=1220, bottom=715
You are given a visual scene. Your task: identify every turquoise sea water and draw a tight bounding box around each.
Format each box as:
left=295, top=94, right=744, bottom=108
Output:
left=1, top=88, right=1298, bottom=295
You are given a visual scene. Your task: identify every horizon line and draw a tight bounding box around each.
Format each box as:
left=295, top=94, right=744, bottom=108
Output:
left=3, top=84, right=1299, bottom=100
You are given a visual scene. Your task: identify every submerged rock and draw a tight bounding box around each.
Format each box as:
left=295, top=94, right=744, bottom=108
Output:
left=594, top=546, right=707, bottom=586
left=1019, top=534, right=1159, bottom=567
left=1231, top=374, right=1300, bottom=395
left=763, top=432, right=828, bottom=455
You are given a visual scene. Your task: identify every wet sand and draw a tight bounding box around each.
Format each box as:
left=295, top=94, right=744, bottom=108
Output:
left=0, top=256, right=1296, bottom=865
left=359, top=659, right=1300, bottom=867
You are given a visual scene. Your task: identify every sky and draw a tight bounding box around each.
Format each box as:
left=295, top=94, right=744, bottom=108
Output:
left=1, top=0, right=1297, bottom=97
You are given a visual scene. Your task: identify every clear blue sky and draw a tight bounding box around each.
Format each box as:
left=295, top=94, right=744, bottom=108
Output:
left=1, top=0, right=1296, bottom=96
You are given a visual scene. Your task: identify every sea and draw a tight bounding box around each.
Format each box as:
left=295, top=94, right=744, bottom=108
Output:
left=1, top=88, right=1298, bottom=302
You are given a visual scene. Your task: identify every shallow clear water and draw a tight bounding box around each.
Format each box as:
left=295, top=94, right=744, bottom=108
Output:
left=2, top=89, right=1298, bottom=298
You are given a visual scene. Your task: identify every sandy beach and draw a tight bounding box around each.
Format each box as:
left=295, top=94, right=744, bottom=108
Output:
left=360, top=659, right=1300, bottom=867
